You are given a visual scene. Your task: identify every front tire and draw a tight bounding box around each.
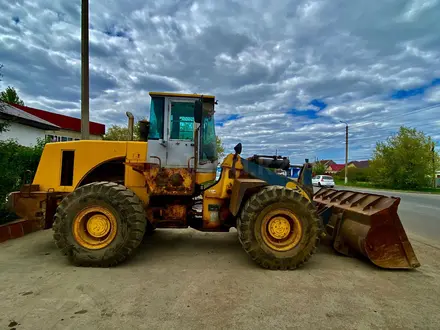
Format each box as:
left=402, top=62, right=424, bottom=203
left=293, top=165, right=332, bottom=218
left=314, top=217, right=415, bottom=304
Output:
left=53, top=182, right=147, bottom=267
left=237, top=186, right=320, bottom=270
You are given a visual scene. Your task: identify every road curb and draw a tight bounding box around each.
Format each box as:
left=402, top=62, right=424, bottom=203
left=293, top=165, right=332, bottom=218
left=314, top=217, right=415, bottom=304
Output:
left=0, top=219, right=42, bottom=243
left=334, top=185, right=440, bottom=195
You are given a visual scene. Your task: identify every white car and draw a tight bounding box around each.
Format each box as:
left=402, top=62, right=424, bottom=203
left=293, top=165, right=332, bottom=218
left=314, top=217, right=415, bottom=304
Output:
left=312, top=175, right=335, bottom=188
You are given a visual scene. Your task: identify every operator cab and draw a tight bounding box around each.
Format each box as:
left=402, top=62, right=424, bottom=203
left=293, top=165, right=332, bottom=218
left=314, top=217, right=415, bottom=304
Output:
left=146, top=92, right=218, bottom=183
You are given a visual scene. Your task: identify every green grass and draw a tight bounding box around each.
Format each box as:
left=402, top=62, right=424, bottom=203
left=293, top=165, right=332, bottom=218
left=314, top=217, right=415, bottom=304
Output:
left=334, top=179, right=440, bottom=194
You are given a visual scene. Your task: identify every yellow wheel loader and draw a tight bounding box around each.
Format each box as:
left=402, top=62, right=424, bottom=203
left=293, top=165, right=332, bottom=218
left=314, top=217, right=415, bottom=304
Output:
left=8, top=92, right=420, bottom=270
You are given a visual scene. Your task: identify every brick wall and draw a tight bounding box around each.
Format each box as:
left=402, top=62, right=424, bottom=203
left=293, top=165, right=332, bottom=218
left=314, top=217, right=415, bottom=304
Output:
left=0, top=219, right=42, bottom=243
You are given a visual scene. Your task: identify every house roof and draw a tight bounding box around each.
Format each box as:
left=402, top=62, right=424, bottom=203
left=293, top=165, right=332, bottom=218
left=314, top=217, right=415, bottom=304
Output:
left=11, top=103, right=106, bottom=136
left=316, top=159, right=335, bottom=165
left=329, top=164, right=345, bottom=172
left=0, top=102, right=60, bottom=130
left=349, top=160, right=370, bottom=169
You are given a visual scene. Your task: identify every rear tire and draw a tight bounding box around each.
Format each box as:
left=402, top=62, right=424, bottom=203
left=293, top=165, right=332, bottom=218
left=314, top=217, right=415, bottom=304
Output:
left=53, top=182, right=147, bottom=267
left=237, top=186, right=320, bottom=270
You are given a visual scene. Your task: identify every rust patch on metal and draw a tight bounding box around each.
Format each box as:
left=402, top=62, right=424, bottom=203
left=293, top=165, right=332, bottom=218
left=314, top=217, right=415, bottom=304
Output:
left=146, top=202, right=188, bottom=228
left=144, top=166, right=195, bottom=195
left=164, top=204, right=187, bottom=221
left=314, top=188, right=420, bottom=269
left=126, top=162, right=195, bottom=195
left=8, top=191, right=67, bottom=230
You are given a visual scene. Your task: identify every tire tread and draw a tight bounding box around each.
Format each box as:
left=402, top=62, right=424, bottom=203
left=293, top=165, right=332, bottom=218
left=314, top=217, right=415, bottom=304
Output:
left=53, top=181, right=147, bottom=267
left=237, top=185, right=321, bottom=270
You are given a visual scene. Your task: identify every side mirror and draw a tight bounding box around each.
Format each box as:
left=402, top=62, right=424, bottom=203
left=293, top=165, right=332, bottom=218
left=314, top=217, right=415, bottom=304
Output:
left=194, top=100, right=202, bottom=123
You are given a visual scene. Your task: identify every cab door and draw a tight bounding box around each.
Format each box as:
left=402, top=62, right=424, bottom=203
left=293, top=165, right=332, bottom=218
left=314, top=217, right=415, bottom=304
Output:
left=165, top=99, right=196, bottom=168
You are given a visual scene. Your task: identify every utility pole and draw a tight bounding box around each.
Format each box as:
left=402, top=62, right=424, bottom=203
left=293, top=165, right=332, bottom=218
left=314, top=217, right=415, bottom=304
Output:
left=81, top=0, right=90, bottom=140
left=340, top=121, right=348, bottom=184
left=432, top=142, right=436, bottom=188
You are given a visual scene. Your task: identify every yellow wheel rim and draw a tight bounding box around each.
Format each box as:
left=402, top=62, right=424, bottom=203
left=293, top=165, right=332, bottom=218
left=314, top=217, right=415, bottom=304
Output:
left=73, top=206, right=117, bottom=250
left=261, top=209, right=303, bottom=252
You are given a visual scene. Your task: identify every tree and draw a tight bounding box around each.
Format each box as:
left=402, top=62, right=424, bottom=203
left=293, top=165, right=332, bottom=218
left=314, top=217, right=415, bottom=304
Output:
left=312, top=161, right=326, bottom=175
left=370, top=126, right=439, bottom=189
left=0, top=86, right=25, bottom=106
left=0, top=64, right=8, bottom=134
left=103, top=122, right=140, bottom=141
left=216, top=136, right=225, bottom=159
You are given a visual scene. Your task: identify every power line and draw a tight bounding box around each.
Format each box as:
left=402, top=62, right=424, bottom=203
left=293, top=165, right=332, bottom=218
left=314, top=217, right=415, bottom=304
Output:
left=373, top=102, right=440, bottom=121
left=345, top=123, right=440, bottom=143
left=217, top=101, right=440, bottom=121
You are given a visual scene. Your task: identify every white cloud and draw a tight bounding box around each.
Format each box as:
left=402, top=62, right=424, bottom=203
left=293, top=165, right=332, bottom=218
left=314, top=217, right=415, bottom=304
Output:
left=1, top=0, right=440, bottom=163
left=425, top=86, right=440, bottom=103
left=400, top=0, right=439, bottom=21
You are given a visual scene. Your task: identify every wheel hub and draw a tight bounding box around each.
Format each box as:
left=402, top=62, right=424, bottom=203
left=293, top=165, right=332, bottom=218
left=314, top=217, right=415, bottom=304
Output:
left=268, top=217, right=291, bottom=240
left=260, top=209, right=303, bottom=252
left=73, top=206, right=118, bottom=250
left=87, top=214, right=111, bottom=238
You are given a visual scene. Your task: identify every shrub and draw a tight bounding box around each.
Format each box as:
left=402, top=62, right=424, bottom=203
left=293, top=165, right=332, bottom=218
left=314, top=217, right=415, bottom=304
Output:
left=334, top=167, right=372, bottom=183
left=0, top=138, right=46, bottom=224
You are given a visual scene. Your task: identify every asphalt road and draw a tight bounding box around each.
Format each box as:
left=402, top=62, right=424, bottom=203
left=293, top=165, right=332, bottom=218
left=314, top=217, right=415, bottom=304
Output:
left=330, top=186, right=440, bottom=243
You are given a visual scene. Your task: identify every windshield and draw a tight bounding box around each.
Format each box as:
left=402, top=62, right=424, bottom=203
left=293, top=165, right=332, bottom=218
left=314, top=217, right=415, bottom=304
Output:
left=200, top=105, right=217, bottom=162
left=323, top=176, right=333, bottom=180
left=148, top=97, right=164, bottom=139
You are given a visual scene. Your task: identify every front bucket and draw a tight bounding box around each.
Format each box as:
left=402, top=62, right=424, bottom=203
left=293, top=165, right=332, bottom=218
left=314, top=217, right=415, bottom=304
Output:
left=313, top=188, right=420, bottom=269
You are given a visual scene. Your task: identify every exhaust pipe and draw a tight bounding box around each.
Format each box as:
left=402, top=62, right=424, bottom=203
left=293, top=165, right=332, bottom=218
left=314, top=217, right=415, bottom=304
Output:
left=126, top=111, right=134, bottom=141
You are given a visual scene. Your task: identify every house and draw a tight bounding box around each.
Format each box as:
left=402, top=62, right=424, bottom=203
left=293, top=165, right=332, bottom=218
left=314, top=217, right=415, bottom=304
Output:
left=287, top=165, right=302, bottom=179
left=0, top=102, right=60, bottom=146
left=348, top=160, right=370, bottom=169
left=12, top=103, right=105, bottom=141
left=315, top=159, right=335, bottom=167
left=326, top=163, right=345, bottom=174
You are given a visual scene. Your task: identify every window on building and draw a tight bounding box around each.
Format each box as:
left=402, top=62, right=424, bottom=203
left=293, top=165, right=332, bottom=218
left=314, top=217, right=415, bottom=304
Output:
left=45, top=134, right=75, bottom=142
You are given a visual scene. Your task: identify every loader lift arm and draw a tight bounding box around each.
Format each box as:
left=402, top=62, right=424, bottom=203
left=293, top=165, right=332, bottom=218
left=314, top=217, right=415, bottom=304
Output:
left=227, top=144, right=313, bottom=217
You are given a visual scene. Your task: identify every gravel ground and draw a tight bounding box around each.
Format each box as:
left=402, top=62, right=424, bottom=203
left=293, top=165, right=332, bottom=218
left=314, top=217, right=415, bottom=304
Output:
left=0, top=229, right=439, bottom=330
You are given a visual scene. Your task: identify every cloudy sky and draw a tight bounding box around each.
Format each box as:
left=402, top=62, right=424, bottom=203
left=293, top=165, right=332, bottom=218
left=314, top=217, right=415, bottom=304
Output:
left=1, top=0, right=439, bottom=163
